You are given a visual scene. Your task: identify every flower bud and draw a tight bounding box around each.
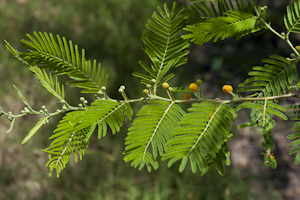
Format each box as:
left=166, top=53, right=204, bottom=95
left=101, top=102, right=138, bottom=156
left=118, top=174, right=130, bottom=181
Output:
left=196, top=79, right=202, bottom=85
left=290, top=53, right=296, bottom=58
left=162, top=83, right=169, bottom=89
left=143, top=89, right=149, bottom=95
left=98, top=90, right=103, bottom=95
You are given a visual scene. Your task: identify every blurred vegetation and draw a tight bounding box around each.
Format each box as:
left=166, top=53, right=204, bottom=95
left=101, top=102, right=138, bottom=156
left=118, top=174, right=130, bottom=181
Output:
left=0, top=0, right=297, bottom=199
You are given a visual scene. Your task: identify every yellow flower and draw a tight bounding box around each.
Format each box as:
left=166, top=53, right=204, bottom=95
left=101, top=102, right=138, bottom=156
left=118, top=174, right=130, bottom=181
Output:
left=222, top=85, right=233, bottom=93
left=183, top=93, right=192, bottom=100
left=189, top=83, right=198, bottom=92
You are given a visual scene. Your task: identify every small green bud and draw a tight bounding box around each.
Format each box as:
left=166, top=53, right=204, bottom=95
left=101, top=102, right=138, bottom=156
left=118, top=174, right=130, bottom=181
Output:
left=296, top=46, right=300, bottom=51
left=80, top=97, right=85, bottom=101
left=196, top=79, right=202, bottom=86
left=281, top=32, right=286, bottom=37
left=169, top=87, right=173, bottom=92
left=78, top=103, right=83, bottom=107
left=39, top=110, right=44, bottom=114
left=83, top=100, right=88, bottom=104
left=8, top=111, right=12, bottom=115
left=62, top=105, right=67, bottom=110
left=60, top=100, right=66, bottom=104
left=120, top=85, right=125, bottom=90
left=98, top=90, right=103, bottom=95
left=146, top=84, right=151, bottom=88
left=8, top=116, right=13, bottom=121
left=263, top=6, right=268, bottom=9
left=162, top=83, right=169, bottom=89
left=101, top=86, right=106, bottom=91
left=260, top=7, right=264, bottom=11
left=143, top=89, right=149, bottom=95
left=44, top=109, right=48, bottom=113
left=290, top=53, right=296, bottom=58
left=21, top=110, right=25, bottom=114
left=151, top=79, right=156, bottom=83
left=41, top=105, right=46, bottom=110
left=24, top=108, right=30, bottom=113
left=118, top=88, right=124, bottom=93
left=56, top=109, right=61, bottom=112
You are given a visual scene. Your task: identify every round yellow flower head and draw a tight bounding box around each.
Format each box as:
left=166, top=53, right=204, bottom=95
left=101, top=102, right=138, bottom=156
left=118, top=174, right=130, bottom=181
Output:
left=162, top=82, right=169, bottom=89
left=183, top=93, right=192, bottom=100
left=222, top=85, right=233, bottom=93
left=189, top=83, right=198, bottom=92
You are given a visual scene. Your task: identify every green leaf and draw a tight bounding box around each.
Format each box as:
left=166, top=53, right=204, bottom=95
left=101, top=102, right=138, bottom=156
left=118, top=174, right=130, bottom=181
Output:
left=238, top=55, right=297, bottom=96
left=19, top=32, right=109, bottom=94
left=284, top=0, right=300, bottom=34
left=179, top=155, right=188, bottom=172
left=163, top=102, right=235, bottom=174
left=6, top=118, right=16, bottom=134
left=29, top=67, right=65, bottom=100
left=183, top=10, right=260, bottom=45
left=22, top=117, right=49, bottom=144
left=287, top=121, right=300, bottom=165
left=187, top=0, right=252, bottom=25
left=295, top=152, right=300, bottom=165
left=124, top=100, right=185, bottom=171
left=85, top=123, right=97, bottom=142
left=216, top=154, right=224, bottom=176
left=43, top=99, right=132, bottom=177
left=237, top=122, right=255, bottom=129
left=13, top=85, right=32, bottom=110
left=135, top=2, right=190, bottom=87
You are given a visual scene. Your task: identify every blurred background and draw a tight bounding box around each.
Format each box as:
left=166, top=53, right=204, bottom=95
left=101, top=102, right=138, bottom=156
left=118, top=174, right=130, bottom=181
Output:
left=0, top=0, right=300, bottom=199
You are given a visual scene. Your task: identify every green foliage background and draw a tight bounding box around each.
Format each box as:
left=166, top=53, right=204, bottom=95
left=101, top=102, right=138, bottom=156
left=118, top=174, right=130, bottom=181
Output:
left=0, top=0, right=298, bottom=199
